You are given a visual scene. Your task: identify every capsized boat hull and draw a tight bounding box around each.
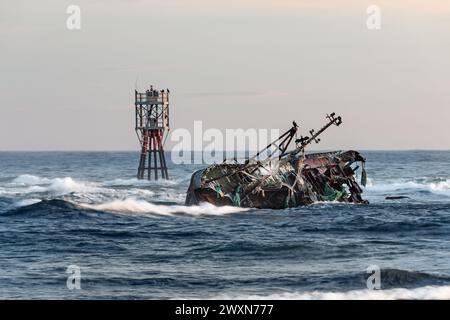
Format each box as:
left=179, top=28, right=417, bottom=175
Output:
left=185, top=150, right=368, bottom=209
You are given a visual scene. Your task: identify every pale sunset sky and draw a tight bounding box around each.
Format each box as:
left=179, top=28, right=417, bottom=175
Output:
left=0, top=0, right=449, bottom=150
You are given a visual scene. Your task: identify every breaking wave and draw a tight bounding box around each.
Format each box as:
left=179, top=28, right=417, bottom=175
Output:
left=5, top=174, right=450, bottom=208
left=2, top=175, right=208, bottom=216
left=210, top=285, right=450, bottom=300
left=1, top=175, right=184, bottom=204
left=102, top=178, right=182, bottom=187
left=7, top=174, right=103, bottom=195
left=12, top=174, right=50, bottom=185
left=48, top=177, right=103, bottom=195
left=3, top=198, right=248, bottom=218
left=79, top=199, right=248, bottom=217
left=13, top=198, right=42, bottom=207
left=366, top=178, right=450, bottom=195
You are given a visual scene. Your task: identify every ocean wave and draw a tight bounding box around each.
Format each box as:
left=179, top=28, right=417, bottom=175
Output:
left=47, top=177, right=103, bottom=195
left=4, top=175, right=245, bottom=217
left=2, top=199, right=80, bottom=217
left=78, top=199, right=248, bottom=217
left=0, top=185, right=47, bottom=196
left=6, top=175, right=103, bottom=195
left=366, top=178, right=450, bottom=195
left=430, top=180, right=450, bottom=192
left=11, top=174, right=50, bottom=185
left=210, top=285, right=450, bottom=300
left=102, top=178, right=182, bottom=187
left=3, top=175, right=182, bottom=203
left=3, top=195, right=247, bottom=218
left=13, top=199, right=42, bottom=207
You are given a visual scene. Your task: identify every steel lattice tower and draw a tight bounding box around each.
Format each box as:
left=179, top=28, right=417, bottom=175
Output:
left=135, top=85, right=169, bottom=180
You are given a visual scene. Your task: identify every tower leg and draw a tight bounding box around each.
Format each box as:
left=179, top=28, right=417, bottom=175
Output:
left=152, top=131, right=158, bottom=180
left=156, top=131, right=165, bottom=179
left=137, top=129, right=169, bottom=180
left=157, top=130, right=169, bottom=179
left=137, top=130, right=149, bottom=179
left=147, top=133, right=153, bottom=180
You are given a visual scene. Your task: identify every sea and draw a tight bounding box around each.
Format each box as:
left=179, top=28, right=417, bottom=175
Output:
left=0, top=151, right=449, bottom=299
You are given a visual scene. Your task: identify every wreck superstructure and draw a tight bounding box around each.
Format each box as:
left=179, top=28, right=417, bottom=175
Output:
left=185, top=113, right=368, bottom=209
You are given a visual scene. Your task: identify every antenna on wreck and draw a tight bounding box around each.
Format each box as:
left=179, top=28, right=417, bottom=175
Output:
left=289, top=112, right=343, bottom=158
left=249, top=121, right=299, bottom=161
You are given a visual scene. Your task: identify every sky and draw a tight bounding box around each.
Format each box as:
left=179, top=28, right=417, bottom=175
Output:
left=0, top=0, right=449, bottom=151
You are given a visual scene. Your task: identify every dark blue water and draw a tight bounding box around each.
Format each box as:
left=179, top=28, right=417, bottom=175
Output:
left=1, top=151, right=450, bottom=299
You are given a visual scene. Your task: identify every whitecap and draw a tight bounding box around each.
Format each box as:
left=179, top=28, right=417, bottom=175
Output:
left=14, top=199, right=42, bottom=207
left=102, top=178, right=181, bottom=187
left=366, top=179, right=450, bottom=196
left=47, top=177, right=100, bottom=195
left=78, top=198, right=248, bottom=217
left=208, top=285, right=450, bottom=300
left=430, top=180, right=450, bottom=192
left=11, top=174, right=50, bottom=186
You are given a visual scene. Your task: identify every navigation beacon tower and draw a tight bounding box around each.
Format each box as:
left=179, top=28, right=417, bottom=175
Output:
left=134, top=85, right=170, bottom=180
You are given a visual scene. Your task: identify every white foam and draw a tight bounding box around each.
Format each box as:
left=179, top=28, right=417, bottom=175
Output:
left=155, top=190, right=186, bottom=203
left=365, top=177, right=374, bottom=188
left=128, top=188, right=155, bottom=196
left=210, top=285, right=450, bottom=300
left=366, top=179, right=450, bottom=195
left=14, top=199, right=42, bottom=207
left=3, top=175, right=188, bottom=207
left=47, top=177, right=102, bottom=195
left=102, top=178, right=154, bottom=187
left=0, top=185, right=47, bottom=196
left=103, top=178, right=180, bottom=187
left=430, top=180, right=450, bottom=192
left=9, top=175, right=99, bottom=193
left=79, top=198, right=248, bottom=217
left=11, top=174, right=50, bottom=185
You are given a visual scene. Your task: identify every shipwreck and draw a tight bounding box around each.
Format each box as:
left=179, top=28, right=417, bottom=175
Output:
left=185, top=113, right=368, bottom=209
